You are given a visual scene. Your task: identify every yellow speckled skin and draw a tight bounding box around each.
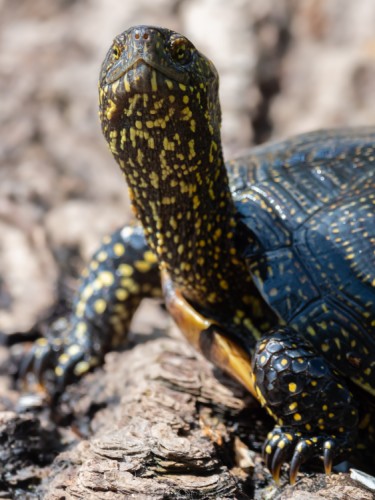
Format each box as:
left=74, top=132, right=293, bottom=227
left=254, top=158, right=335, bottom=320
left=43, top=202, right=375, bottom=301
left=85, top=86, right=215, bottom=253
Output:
left=23, top=26, right=374, bottom=483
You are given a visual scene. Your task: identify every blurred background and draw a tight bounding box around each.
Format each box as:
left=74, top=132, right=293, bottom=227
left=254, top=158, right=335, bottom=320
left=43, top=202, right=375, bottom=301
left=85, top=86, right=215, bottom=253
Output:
left=1, top=0, right=375, bottom=334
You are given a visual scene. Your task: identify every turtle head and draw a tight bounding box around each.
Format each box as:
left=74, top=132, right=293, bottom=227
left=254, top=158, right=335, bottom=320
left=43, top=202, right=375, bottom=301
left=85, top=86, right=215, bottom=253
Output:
left=99, top=25, right=220, bottom=132
left=99, top=26, right=222, bottom=175
left=100, top=25, right=219, bottom=99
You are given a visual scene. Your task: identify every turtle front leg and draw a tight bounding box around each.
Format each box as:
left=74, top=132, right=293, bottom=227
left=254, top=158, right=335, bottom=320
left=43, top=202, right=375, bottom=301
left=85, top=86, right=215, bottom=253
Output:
left=253, top=328, right=358, bottom=483
left=20, top=224, right=161, bottom=394
left=162, top=276, right=359, bottom=483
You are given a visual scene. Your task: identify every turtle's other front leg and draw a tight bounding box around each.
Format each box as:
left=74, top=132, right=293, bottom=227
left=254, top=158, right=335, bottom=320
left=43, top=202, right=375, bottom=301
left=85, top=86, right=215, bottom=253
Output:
left=20, top=224, right=161, bottom=394
left=162, top=276, right=359, bottom=483
left=253, top=328, right=358, bottom=483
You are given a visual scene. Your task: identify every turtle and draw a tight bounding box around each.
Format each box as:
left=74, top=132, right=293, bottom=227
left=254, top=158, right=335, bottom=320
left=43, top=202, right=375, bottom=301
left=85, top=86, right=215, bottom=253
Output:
left=21, top=25, right=375, bottom=483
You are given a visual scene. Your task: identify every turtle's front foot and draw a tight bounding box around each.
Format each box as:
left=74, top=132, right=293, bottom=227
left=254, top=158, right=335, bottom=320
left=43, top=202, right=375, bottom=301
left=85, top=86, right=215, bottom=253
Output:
left=19, top=322, right=104, bottom=396
left=19, top=224, right=161, bottom=398
left=263, top=425, right=354, bottom=484
left=253, top=328, right=358, bottom=483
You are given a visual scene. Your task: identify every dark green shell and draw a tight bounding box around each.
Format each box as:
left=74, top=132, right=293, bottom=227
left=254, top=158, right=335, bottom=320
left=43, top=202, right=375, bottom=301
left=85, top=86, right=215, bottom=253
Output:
left=227, top=128, right=375, bottom=396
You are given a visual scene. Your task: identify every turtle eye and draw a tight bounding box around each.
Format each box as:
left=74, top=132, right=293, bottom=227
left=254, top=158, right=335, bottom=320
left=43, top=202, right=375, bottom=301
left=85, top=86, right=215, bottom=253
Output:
left=112, top=45, right=121, bottom=60
left=169, top=37, right=193, bottom=65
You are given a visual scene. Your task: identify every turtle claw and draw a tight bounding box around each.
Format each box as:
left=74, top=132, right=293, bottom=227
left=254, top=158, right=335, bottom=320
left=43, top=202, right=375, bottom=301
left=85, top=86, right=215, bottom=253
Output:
left=271, top=446, right=289, bottom=484
left=289, top=439, right=315, bottom=484
left=262, top=436, right=273, bottom=471
left=263, top=427, right=296, bottom=483
left=262, top=426, right=349, bottom=484
left=34, top=339, right=63, bottom=381
left=54, top=351, right=86, bottom=394
left=323, top=440, right=335, bottom=475
left=18, top=327, right=103, bottom=397
left=18, top=348, right=35, bottom=382
left=19, top=338, right=56, bottom=386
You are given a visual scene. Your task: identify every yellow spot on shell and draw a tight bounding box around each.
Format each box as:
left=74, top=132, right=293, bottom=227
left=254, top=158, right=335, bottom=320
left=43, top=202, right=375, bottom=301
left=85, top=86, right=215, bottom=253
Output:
left=293, top=413, right=302, bottom=421
left=307, top=326, right=316, bottom=336
left=220, top=280, right=229, bottom=290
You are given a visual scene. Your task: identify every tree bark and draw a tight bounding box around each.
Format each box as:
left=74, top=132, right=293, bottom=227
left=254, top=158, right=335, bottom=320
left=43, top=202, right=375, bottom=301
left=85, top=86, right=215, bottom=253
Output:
left=0, top=333, right=373, bottom=499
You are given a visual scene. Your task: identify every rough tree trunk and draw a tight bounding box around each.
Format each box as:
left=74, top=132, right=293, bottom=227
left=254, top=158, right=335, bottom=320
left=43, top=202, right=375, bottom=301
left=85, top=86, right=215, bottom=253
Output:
left=0, top=330, right=372, bottom=499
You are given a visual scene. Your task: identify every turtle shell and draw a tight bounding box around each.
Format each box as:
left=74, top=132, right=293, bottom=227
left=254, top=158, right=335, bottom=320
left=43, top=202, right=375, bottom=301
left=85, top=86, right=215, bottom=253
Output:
left=227, top=127, right=375, bottom=396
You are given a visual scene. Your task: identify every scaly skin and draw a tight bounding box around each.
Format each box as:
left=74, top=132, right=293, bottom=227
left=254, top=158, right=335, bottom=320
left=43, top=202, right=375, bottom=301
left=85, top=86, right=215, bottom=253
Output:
left=22, top=26, right=375, bottom=483
left=20, top=225, right=161, bottom=391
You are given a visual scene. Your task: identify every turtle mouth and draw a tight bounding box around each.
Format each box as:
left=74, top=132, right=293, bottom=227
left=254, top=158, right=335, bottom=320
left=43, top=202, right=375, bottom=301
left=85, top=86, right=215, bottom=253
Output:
left=105, top=55, right=189, bottom=86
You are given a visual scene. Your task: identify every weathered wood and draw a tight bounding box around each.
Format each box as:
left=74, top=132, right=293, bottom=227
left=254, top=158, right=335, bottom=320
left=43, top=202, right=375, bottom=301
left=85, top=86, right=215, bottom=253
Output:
left=0, top=410, right=59, bottom=497
left=0, top=334, right=372, bottom=499
left=42, top=336, right=257, bottom=499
